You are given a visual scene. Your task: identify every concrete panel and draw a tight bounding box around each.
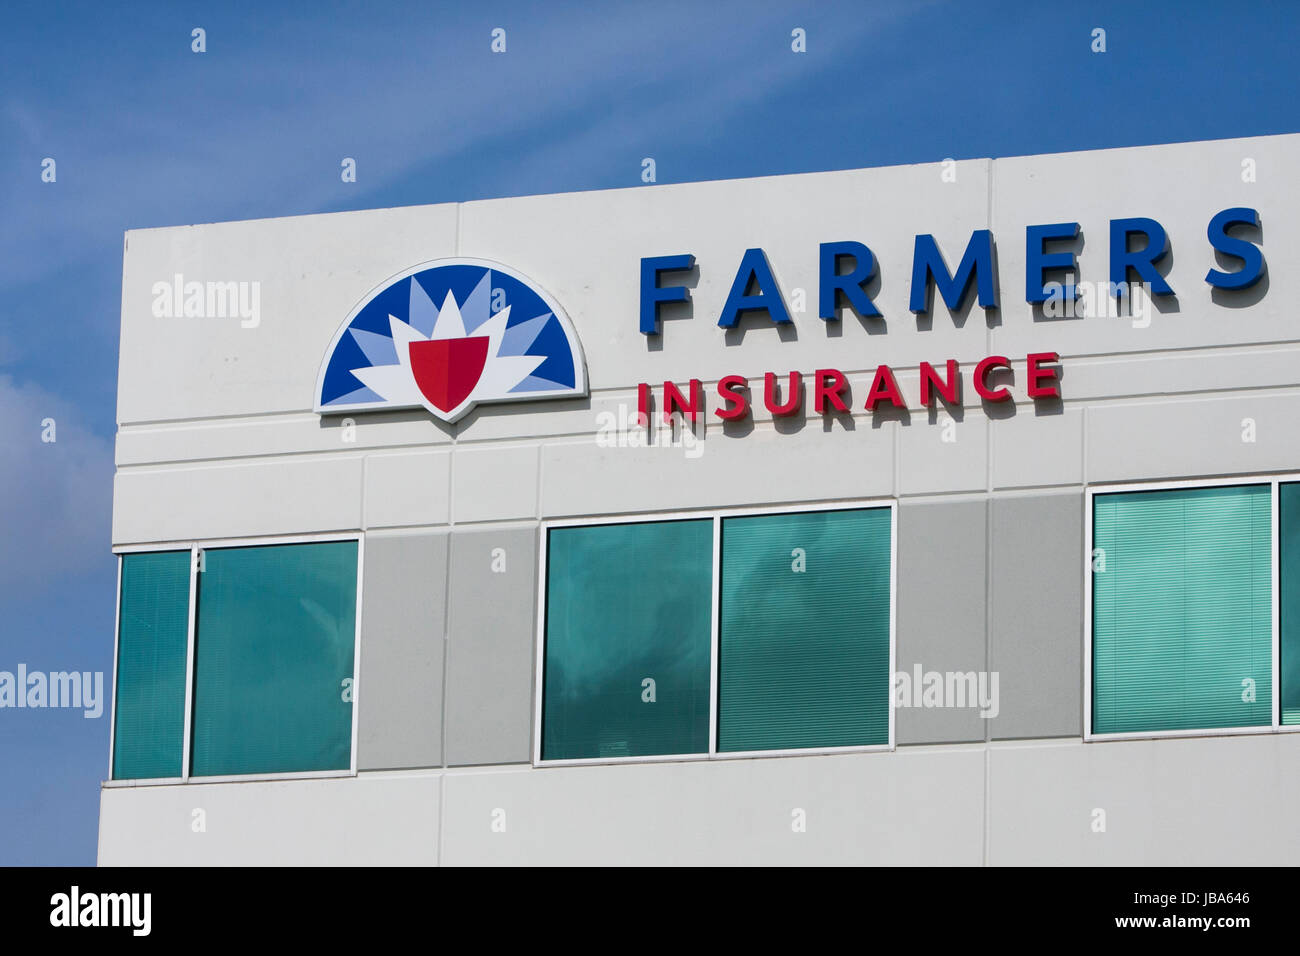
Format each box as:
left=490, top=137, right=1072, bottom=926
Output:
left=98, top=771, right=441, bottom=865
left=1046, top=344, right=1300, bottom=405
left=357, top=531, right=447, bottom=770
left=540, top=421, right=895, bottom=518
left=988, top=734, right=1300, bottom=865
left=364, top=450, right=451, bottom=529
left=895, top=500, right=988, bottom=744
left=118, top=203, right=461, bottom=425
left=1086, top=392, right=1300, bottom=483
left=97, top=731, right=1300, bottom=865
left=445, top=526, right=538, bottom=766
left=898, top=415, right=987, bottom=496
left=991, top=407, right=1083, bottom=489
left=115, top=413, right=451, bottom=467
left=451, top=446, right=539, bottom=524
left=989, top=492, right=1083, bottom=740
left=440, top=747, right=985, bottom=865
left=112, top=456, right=362, bottom=545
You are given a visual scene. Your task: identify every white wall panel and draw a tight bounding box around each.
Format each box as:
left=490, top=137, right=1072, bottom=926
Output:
left=112, top=456, right=362, bottom=544
left=99, top=773, right=440, bottom=866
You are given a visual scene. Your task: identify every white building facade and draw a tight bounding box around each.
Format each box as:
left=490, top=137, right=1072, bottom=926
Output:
left=99, top=133, right=1300, bottom=865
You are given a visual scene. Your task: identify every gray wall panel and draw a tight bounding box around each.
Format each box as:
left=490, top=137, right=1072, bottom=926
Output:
left=989, top=493, right=1083, bottom=739
left=895, top=499, right=989, bottom=745
left=357, top=531, right=447, bottom=770
left=445, top=526, right=538, bottom=766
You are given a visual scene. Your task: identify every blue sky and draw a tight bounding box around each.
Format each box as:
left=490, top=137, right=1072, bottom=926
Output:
left=0, top=0, right=1296, bottom=864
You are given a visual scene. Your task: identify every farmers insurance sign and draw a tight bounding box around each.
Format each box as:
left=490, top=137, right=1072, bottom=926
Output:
left=316, top=206, right=1264, bottom=426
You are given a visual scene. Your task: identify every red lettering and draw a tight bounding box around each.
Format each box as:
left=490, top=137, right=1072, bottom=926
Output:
left=715, top=375, right=750, bottom=420
left=764, top=371, right=802, bottom=416
left=865, top=365, right=906, bottom=411
left=1026, top=351, right=1061, bottom=398
left=974, top=355, right=1012, bottom=402
left=663, top=379, right=701, bottom=423
left=813, top=368, right=849, bottom=413
left=919, top=360, right=960, bottom=406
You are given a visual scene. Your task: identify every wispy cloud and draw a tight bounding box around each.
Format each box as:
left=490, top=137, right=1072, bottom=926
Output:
left=0, top=376, right=112, bottom=598
left=0, top=3, right=925, bottom=291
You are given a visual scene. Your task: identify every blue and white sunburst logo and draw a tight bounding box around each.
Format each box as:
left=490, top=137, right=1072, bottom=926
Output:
left=315, top=259, right=587, bottom=424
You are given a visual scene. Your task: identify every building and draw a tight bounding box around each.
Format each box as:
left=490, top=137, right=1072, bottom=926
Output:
left=99, top=133, right=1300, bottom=865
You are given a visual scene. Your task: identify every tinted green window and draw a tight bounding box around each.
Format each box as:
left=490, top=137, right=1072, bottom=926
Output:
left=1280, top=483, right=1300, bottom=724
left=718, top=508, right=892, bottom=752
left=1092, top=485, right=1272, bottom=734
left=190, top=541, right=357, bottom=777
left=542, top=520, right=713, bottom=760
left=112, top=551, right=191, bottom=780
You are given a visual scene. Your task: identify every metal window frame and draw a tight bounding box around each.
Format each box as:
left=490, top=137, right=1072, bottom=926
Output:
left=532, top=498, right=898, bottom=768
left=106, top=554, right=123, bottom=781
left=1084, top=474, right=1298, bottom=742
left=105, top=530, right=365, bottom=787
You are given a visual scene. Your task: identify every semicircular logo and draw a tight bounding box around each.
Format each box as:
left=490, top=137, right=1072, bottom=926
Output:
left=315, top=258, right=587, bottom=423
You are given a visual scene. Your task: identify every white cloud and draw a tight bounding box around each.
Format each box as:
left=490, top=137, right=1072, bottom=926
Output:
left=0, top=376, right=113, bottom=599
left=0, top=4, right=928, bottom=289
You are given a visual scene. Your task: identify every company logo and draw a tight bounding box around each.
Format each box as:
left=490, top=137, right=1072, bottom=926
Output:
left=315, top=258, right=587, bottom=423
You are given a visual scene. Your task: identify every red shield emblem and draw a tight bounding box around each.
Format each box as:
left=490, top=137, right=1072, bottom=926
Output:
left=409, top=337, right=490, bottom=414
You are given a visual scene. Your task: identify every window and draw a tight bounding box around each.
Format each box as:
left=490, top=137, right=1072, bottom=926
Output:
left=718, top=509, right=892, bottom=752
left=112, top=551, right=191, bottom=780
left=1279, top=482, right=1300, bottom=725
left=110, top=537, right=361, bottom=781
left=537, top=503, right=894, bottom=763
left=1089, top=482, right=1275, bottom=737
left=542, top=520, right=713, bottom=760
left=190, top=542, right=358, bottom=776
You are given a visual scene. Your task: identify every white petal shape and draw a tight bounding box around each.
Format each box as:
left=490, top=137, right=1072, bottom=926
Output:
left=431, top=291, right=469, bottom=340
left=474, top=354, right=547, bottom=399
left=350, top=362, right=424, bottom=406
